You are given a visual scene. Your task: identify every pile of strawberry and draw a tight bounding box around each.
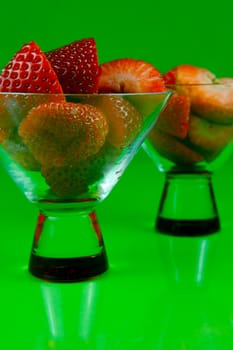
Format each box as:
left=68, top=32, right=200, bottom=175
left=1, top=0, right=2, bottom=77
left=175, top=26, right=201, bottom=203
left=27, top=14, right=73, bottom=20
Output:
left=0, top=38, right=165, bottom=196
left=1, top=37, right=232, bottom=197
left=150, top=64, right=233, bottom=165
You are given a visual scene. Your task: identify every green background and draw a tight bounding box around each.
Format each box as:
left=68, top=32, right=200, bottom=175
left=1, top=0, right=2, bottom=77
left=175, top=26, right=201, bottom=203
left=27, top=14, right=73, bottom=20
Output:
left=1, top=0, right=233, bottom=76
left=1, top=1, right=233, bottom=349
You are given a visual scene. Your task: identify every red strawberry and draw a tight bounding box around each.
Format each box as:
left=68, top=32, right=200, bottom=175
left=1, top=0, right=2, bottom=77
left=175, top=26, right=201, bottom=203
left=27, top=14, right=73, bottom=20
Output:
left=163, top=64, right=215, bottom=86
left=78, top=95, right=143, bottom=149
left=125, top=92, right=171, bottom=121
left=46, top=38, right=100, bottom=93
left=0, top=41, right=64, bottom=138
left=41, top=153, right=105, bottom=197
left=164, top=64, right=233, bottom=124
left=155, top=93, right=191, bottom=139
left=0, top=41, right=63, bottom=94
left=97, top=95, right=143, bottom=149
left=42, top=164, right=90, bottom=197
left=98, top=58, right=165, bottom=93
left=18, top=101, right=109, bottom=167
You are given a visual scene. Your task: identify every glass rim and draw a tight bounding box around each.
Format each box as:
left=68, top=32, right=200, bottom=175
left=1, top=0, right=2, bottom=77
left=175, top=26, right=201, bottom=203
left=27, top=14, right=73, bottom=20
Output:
left=0, top=91, right=171, bottom=97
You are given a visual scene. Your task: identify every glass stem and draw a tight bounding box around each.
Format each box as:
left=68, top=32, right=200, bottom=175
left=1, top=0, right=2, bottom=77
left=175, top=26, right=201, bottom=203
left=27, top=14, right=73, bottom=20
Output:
left=29, top=211, right=108, bottom=282
left=156, top=171, right=220, bottom=236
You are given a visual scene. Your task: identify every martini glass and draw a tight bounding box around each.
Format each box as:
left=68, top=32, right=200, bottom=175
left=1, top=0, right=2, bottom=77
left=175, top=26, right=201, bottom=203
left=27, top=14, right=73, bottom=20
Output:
left=143, top=82, right=233, bottom=236
left=0, top=91, right=170, bottom=282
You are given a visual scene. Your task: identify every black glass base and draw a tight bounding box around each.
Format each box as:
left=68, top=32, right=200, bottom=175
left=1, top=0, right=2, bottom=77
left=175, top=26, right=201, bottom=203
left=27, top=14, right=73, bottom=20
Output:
left=156, top=217, right=220, bottom=237
left=29, top=248, right=108, bottom=282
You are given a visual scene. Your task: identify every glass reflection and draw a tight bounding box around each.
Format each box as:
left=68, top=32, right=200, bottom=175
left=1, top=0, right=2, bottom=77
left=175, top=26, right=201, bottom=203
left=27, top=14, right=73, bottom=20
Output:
left=40, top=281, right=99, bottom=348
left=157, top=233, right=218, bottom=286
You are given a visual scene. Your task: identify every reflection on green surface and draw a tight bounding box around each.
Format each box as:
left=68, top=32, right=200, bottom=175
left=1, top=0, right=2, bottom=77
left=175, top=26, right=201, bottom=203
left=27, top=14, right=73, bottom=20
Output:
left=40, top=281, right=100, bottom=348
left=157, top=234, right=218, bottom=286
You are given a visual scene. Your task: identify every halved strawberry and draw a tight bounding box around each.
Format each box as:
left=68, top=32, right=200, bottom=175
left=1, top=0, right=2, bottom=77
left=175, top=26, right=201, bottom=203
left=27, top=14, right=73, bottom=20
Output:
left=46, top=38, right=100, bottom=93
left=163, top=64, right=216, bottom=86
left=148, top=128, right=204, bottom=165
left=189, top=82, right=233, bottom=124
left=164, top=64, right=233, bottom=124
left=0, top=41, right=63, bottom=94
left=155, top=93, right=191, bottom=139
left=219, top=78, right=233, bottom=84
left=188, top=114, right=233, bottom=161
left=18, top=101, right=109, bottom=167
left=0, top=41, right=64, bottom=140
left=98, top=58, right=165, bottom=93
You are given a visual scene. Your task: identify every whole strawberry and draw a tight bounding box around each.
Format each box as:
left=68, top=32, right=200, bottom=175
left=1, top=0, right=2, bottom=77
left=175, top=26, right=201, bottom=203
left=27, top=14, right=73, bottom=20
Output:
left=79, top=95, right=143, bottom=149
left=18, top=101, right=109, bottom=167
left=46, top=38, right=100, bottom=93
left=41, top=152, right=106, bottom=197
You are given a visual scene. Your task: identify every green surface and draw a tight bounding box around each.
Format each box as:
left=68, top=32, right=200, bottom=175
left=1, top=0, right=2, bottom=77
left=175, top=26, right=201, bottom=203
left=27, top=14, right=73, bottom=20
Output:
left=1, top=149, right=233, bottom=349
left=1, top=0, right=233, bottom=348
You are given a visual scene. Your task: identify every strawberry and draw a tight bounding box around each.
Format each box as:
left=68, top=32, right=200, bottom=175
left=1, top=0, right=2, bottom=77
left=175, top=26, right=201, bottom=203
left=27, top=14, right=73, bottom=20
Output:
left=41, top=153, right=105, bottom=197
left=219, top=78, right=233, bottom=84
left=125, top=92, right=170, bottom=121
left=42, top=164, right=90, bottom=197
left=190, top=82, right=233, bottom=124
left=163, top=64, right=215, bottom=86
left=0, top=102, right=15, bottom=142
left=164, top=64, right=233, bottom=124
left=155, top=93, right=191, bottom=139
left=0, top=41, right=63, bottom=94
left=0, top=41, right=64, bottom=138
left=46, top=38, right=100, bottom=93
left=18, top=101, right=109, bottom=167
left=82, top=95, right=143, bottom=149
left=41, top=143, right=117, bottom=197
left=148, top=127, right=204, bottom=165
left=187, top=114, right=233, bottom=161
left=98, top=58, right=165, bottom=93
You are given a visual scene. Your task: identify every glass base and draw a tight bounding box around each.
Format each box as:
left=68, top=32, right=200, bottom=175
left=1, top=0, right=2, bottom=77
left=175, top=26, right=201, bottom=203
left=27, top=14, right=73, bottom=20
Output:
left=29, top=211, right=108, bottom=282
left=29, top=249, right=108, bottom=282
left=156, top=217, right=220, bottom=237
left=156, top=171, right=220, bottom=237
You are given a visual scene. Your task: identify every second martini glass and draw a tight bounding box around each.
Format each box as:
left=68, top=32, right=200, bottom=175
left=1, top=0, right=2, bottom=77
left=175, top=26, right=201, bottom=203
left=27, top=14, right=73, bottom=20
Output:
left=143, top=81, right=233, bottom=236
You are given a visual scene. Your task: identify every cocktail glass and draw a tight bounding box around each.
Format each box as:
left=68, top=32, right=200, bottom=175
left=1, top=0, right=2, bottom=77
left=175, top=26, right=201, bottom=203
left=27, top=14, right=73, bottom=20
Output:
left=143, top=82, right=233, bottom=236
left=0, top=91, right=171, bottom=282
